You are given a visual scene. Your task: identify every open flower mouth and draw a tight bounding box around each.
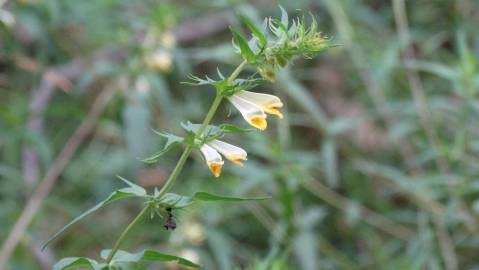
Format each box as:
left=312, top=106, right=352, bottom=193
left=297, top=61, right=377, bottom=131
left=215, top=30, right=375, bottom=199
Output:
left=249, top=116, right=267, bottom=130
left=264, top=106, right=283, bottom=119
left=226, top=155, right=247, bottom=167
left=207, top=161, right=223, bottom=177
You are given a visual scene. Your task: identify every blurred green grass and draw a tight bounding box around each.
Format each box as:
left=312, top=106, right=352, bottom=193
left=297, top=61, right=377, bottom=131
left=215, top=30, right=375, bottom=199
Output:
left=1, top=0, right=479, bottom=269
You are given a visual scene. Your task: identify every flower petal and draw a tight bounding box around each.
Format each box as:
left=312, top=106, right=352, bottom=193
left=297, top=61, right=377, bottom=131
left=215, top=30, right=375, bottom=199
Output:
left=200, top=144, right=224, bottom=177
left=208, top=140, right=247, bottom=167
left=234, top=91, right=283, bottom=118
left=228, top=95, right=267, bottom=130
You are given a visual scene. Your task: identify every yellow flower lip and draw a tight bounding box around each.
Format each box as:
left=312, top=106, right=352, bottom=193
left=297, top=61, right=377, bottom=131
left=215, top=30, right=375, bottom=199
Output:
left=226, top=155, right=247, bottom=167
left=249, top=115, right=267, bottom=130
left=207, top=161, right=223, bottom=178
left=264, top=107, right=283, bottom=119
left=200, top=144, right=224, bottom=177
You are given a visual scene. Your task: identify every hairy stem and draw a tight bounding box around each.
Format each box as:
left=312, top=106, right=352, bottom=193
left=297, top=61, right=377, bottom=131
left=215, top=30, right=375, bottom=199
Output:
left=105, top=59, right=248, bottom=262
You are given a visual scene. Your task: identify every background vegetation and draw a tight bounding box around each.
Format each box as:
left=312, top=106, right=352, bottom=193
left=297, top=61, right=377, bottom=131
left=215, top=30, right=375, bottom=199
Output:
left=1, top=0, right=479, bottom=269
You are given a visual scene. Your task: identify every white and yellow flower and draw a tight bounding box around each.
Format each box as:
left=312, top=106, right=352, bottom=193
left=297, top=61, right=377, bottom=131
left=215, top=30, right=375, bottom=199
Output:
left=200, top=139, right=247, bottom=177
left=228, top=91, right=283, bottom=130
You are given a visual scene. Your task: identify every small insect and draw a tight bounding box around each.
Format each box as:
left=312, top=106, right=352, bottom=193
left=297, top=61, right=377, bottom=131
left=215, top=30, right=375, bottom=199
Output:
left=164, top=207, right=177, bottom=230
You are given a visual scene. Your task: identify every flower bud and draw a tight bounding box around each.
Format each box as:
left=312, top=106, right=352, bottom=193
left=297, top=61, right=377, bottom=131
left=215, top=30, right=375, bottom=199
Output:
left=160, top=31, right=176, bottom=48
left=258, top=64, right=276, bottom=82
left=144, top=49, right=173, bottom=73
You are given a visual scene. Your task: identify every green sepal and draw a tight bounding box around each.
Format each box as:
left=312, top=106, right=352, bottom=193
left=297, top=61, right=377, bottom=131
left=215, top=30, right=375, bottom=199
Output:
left=220, top=77, right=266, bottom=97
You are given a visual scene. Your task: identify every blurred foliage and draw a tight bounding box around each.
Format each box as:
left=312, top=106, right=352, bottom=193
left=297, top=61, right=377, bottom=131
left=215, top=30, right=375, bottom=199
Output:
left=1, top=0, right=479, bottom=269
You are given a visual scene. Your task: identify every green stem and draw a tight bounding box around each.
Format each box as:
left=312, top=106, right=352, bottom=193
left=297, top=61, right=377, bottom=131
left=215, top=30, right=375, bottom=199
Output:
left=106, top=206, right=149, bottom=263
left=104, top=59, right=248, bottom=262
left=196, top=94, right=224, bottom=136
left=228, top=60, right=247, bottom=83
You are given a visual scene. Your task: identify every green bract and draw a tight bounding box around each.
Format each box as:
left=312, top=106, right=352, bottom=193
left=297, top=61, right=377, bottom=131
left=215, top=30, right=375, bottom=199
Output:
left=141, top=131, right=192, bottom=163
left=231, top=7, right=333, bottom=81
left=185, top=70, right=265, bottom=97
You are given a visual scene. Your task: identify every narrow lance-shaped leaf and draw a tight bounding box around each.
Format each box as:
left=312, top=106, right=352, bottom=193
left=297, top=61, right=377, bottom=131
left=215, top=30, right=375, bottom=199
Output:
left=279, top=5, right=289, bottom=28
left=272, top=18, right=290, bottom=41
left=159, top=191, right=271, bottom=209
left=240, top=15, right=267, bottom=49
left=142, top=131, right=185, bottom=163
left=42, top=177, right=146, bottom=250
left=101, top=249, right=201, bottom=268
left=230, top=27, right=256, bottom=63
left=219, top=123, right=253, bottom=134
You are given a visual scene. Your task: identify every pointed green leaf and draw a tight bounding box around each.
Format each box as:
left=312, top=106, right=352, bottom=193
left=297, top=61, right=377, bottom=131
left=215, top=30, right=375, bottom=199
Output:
left=158, top=192, right=271, bottom=209
left=219, top=123, right=253, bottom=134
left=101, top=249, right=200, bottom=268
left=279, top=5, right=289, bottom=27
left=42, top=179, right=146, bottom=250
left=272, top=19, right=289, bottom=40
left=240, top=16, right=267, bottom=49
left=142, top=131, right=185, bottom=163
left=53, top=257, right=101, bottom=270
left=230, top=27, right=256, bottom=63
left=117, top=176, right=148, bottom=195
left=159, top=192, right=193, bottom=208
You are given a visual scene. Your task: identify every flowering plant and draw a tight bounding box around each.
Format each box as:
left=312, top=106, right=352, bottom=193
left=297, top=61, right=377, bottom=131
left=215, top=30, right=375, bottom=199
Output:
left=47, top=8, right=331, bottom=269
